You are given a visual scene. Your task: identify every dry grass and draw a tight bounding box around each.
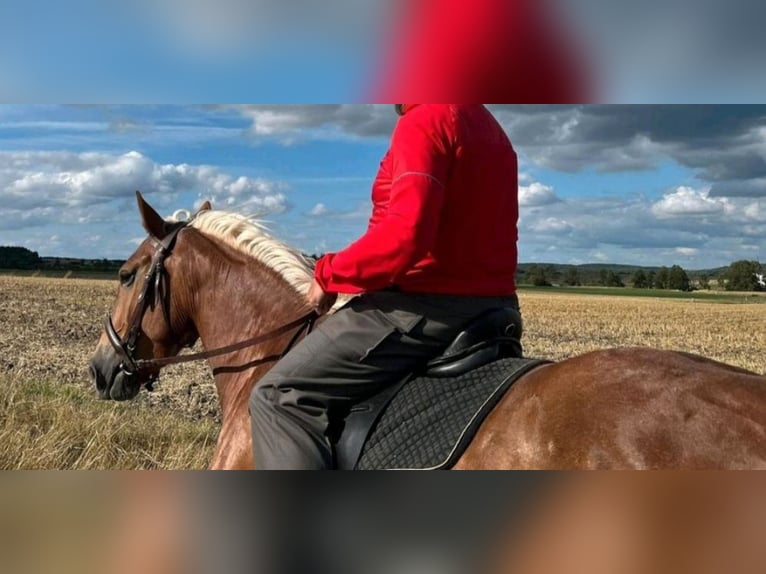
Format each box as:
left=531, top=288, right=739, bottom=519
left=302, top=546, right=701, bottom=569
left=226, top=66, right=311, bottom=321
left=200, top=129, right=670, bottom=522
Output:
left=1, top=276, right=764, bottom=469
left=520, top=291, right=766, bottom=375
left=0, top=375, right=217, bottom=470
left=0, top=276, right=218, bottom=470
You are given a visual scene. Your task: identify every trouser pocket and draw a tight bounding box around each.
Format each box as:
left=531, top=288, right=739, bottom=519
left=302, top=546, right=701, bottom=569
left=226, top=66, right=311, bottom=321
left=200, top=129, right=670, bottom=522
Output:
left=357, top=292, right=425, bottom=334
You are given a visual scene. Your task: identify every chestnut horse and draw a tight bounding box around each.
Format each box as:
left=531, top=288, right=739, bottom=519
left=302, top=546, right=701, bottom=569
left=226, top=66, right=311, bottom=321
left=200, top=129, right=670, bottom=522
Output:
left=89, top=194, right=766, bottom=470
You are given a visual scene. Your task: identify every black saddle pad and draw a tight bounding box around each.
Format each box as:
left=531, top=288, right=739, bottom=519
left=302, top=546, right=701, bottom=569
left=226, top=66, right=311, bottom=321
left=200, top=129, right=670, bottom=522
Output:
left=355, top=357, right=548, bottom=470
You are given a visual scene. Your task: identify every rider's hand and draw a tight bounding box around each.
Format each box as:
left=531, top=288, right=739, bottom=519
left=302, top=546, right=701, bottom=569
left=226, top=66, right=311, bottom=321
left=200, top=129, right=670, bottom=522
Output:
left=308, top=279, right=337, bottom=316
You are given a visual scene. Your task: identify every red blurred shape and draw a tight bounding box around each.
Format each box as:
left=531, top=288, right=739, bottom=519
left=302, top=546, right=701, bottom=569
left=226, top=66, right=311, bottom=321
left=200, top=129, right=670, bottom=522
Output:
left=375, top=0, right=591, bottom=102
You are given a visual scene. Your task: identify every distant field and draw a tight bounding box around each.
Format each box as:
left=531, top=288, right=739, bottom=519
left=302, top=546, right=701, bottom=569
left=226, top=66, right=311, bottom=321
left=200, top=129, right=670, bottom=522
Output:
left=0, top=269, right=115, bottom=280
left=518, top=290, right=766, bottom=375
left=2, top=275, right=765, bottom=469
left=519, top=285, right=766, bottom=303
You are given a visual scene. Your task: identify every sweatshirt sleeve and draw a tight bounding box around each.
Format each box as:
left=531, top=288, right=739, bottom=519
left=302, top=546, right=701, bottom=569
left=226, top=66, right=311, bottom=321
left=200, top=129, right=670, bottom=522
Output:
left=314, top=108, right=453, bottom=293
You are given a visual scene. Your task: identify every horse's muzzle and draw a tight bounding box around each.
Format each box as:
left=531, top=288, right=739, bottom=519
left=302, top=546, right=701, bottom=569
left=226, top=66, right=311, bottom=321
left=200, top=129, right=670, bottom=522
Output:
left=89, top=346, right=142, bottom=401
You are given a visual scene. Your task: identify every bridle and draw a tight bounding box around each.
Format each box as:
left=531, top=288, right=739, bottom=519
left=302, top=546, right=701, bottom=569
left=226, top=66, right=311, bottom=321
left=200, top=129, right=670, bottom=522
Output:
left=104, top=219, right=317, bottom=390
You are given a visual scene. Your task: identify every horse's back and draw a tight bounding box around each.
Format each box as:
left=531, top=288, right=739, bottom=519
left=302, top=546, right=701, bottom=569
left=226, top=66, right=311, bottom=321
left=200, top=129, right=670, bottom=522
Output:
left=456, top=348, right=766, bottom=470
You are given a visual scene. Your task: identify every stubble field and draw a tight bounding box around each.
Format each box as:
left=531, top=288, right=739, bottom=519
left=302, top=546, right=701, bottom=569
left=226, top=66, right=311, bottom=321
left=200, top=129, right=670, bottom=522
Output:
left=1, top=275, right=764, bottom=470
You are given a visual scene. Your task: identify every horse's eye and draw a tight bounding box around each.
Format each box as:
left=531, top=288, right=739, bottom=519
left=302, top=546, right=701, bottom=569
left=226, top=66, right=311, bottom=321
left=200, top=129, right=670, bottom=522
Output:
left=119, top=270, right=136, bottom=288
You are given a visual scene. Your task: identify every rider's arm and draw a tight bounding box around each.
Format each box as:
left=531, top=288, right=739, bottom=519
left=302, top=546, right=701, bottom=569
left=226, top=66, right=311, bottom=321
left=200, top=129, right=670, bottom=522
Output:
left=314, top=107, right=453, bottom=293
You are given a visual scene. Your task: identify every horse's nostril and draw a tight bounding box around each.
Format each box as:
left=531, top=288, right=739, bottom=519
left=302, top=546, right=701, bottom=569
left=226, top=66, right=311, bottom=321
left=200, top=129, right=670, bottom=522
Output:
left=89, top=363, right=105, bottom=391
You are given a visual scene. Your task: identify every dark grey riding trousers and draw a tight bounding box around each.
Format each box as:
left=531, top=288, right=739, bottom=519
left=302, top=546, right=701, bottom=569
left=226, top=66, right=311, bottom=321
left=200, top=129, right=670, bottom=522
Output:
left=250, top=290, right=520, bottom=470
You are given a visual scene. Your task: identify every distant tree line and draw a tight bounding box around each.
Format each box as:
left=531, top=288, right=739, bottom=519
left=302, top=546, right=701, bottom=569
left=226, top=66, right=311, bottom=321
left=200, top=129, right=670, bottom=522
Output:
left=0, top=246, right=123, bottom=273
left=632, top=266, right=691, bottom=291
left=42, top=257, right=123, bottom=272
left=3, top=245, right=764, bottom=292
left=0, top=246, right=42, bottom=269
left=720, top=260, right=765, bottom=292
left=518, top=260, right=765, bottom=293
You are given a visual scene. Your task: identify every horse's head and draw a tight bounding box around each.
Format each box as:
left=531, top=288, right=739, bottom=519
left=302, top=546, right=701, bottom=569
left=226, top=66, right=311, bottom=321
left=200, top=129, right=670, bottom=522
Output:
left=89, top=192, right=211, bottom=401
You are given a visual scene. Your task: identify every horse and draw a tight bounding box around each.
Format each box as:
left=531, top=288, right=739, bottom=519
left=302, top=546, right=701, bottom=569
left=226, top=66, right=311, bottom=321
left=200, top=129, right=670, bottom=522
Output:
left=89, top=193, right=766, bottom=470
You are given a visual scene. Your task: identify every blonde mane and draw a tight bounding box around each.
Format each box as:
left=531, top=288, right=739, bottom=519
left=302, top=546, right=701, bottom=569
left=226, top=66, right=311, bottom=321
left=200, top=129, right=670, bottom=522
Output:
left=187, top=210, right=315, bottom=296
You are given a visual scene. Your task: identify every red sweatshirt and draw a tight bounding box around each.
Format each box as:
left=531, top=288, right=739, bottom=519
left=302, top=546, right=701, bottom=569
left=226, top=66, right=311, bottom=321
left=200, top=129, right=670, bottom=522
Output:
left=314, top=104, right=518, bottom=297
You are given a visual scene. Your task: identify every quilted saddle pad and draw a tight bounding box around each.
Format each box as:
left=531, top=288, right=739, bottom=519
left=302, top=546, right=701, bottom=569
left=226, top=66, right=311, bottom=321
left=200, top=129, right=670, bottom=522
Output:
left=356, top=357, right=549, bottom=470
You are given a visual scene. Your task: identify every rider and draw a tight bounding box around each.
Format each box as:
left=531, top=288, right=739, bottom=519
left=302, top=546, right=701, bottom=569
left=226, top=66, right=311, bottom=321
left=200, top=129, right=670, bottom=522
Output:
left=250, top=104, right=520, bottom=470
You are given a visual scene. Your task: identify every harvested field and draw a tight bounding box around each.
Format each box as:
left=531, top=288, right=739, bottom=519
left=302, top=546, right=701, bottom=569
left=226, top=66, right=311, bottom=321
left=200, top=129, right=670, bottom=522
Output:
left=1, top=276, right=764, bottom=469
left=1, top=276, right=218, bottom=470
left=520, top=290, right=766, bottom=375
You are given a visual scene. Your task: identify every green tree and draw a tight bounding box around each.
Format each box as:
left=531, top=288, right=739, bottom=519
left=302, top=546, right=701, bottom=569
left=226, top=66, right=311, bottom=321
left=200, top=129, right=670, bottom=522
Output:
left=527, top=265, right=551, bottom=287
left=647, top=270, right=657, bottom=289
left=599, top=269, right=609, bottom=287
left=723, top=260, right=763, bottom=292
left=564, top=267, right=581, bottom=286
left=697, top=274, right=711, bottom=290
left=633, top=269, right=649, bottom=289
left=655, top=267, right=670, bottom=289
left=545, top=265, right=561, bottom=285
left=606, top=270, right=625, bottom=287
left=0, top=246, right=41, bottom=270
left=668, top=265, right=691, bottom=291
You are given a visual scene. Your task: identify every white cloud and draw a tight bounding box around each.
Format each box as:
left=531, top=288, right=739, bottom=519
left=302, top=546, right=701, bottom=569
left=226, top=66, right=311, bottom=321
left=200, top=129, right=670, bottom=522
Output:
left=0, top=150, right=288, bottom=230
left=518, top=172, right=533, bottom=184
left=592, top=251, right=610, bottom=262
left=519, top=182, right=560, bottom=207
left=744, top=202, right=762, bottom=221
left=651, top=186, right=729, bottom=218
left=309, top=203, right=329, bottom=217
left=222, top=104, right=394, bottom=141
left=303, top=202, right=371, bottom=221
left=517, top=177, right=766, bottom=268
left=245, top=108, right=331, bottom=137
left=529, top=217, right=573, bottom=234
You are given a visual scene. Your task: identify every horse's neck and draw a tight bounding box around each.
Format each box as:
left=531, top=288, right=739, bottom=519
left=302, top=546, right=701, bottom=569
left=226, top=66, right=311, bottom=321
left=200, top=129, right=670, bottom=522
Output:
left=183, top=234, right=310, bottom=416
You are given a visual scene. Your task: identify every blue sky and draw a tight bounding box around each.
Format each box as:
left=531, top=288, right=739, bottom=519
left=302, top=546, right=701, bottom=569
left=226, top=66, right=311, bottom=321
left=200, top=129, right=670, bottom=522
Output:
left=1, top=104, right=764, bottom=269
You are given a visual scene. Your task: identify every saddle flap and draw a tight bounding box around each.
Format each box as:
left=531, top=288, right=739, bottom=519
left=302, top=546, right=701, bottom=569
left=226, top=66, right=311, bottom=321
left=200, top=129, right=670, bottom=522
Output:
left=425, top=308, right=523, bottom=378
left=443, top=308, right=522, bottom=356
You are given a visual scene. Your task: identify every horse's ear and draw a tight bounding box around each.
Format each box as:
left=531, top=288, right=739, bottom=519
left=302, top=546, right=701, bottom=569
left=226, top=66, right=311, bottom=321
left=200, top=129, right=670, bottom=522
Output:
left=196, top=200, right=212, bottom=215
left=136, top=191, right=167, bottom=239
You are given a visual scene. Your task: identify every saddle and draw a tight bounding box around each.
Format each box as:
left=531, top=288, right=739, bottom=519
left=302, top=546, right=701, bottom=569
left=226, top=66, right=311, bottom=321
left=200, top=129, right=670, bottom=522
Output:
left=425, top=307, right=523, bottom=378
left=336, top=307, right=537, bottom=470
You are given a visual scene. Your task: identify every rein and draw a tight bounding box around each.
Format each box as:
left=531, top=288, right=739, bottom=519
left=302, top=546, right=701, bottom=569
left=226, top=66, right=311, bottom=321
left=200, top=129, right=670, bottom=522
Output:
left=104, top=216, right=318, bottom=386
left=109, top=311, right=317, bottom=373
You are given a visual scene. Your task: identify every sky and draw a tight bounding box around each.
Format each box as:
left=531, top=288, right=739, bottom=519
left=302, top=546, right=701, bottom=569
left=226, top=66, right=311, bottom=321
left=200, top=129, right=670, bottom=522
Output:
left=1, top=104, right=765, bottom=269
